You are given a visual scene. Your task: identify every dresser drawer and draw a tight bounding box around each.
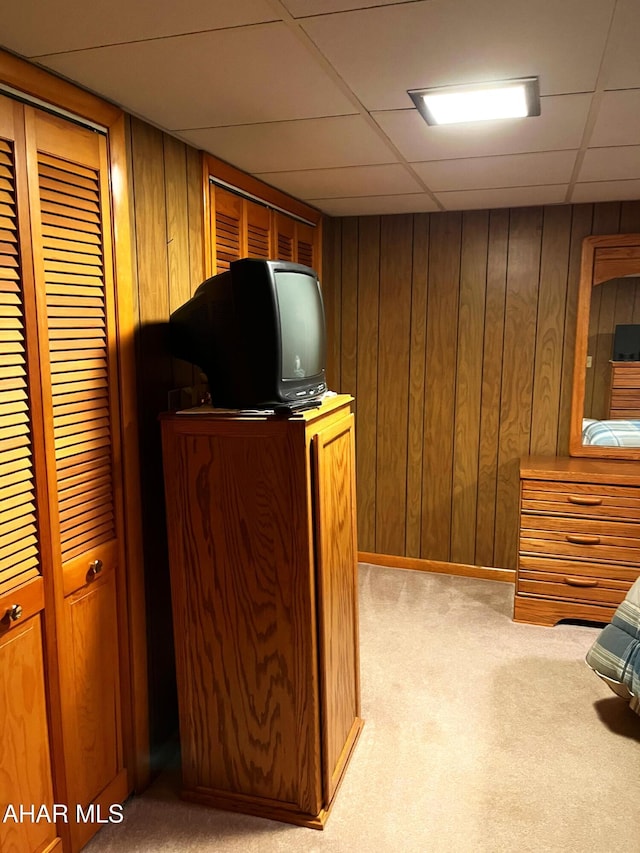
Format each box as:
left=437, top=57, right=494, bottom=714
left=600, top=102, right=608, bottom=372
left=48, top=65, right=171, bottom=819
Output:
left=518, top=555, right=640, bottom=583
left=518, top=571, right=632, bottom=607
left=520, top=514, right=640, bottom=564
left=521, top=480, right=640, bottom=521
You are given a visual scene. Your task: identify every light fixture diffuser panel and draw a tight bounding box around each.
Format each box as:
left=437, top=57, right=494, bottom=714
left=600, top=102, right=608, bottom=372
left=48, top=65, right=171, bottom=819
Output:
left=408, top=77, right=540, bottom=126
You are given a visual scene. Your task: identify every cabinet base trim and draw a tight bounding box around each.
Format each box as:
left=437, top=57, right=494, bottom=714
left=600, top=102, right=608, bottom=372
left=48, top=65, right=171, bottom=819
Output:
left=182, top=718, right=364, bottom=830
left=359, top=552, right=515, bottom=583
left=513, top=594, right=615, bottom=627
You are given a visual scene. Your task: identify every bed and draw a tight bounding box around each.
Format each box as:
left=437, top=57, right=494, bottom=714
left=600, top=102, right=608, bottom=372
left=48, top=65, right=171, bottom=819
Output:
left=586, top=576, right=640, bottom=714
left=582, top=418, right=640, bottom=447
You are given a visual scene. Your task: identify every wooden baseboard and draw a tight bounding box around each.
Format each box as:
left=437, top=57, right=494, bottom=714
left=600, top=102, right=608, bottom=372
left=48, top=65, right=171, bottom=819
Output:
left=358, top=552, right=515, bottom=584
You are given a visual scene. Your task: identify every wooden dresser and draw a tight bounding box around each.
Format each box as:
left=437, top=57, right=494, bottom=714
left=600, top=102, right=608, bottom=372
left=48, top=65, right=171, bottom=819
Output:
left=608, top=361, right=640, bottom=419
left=514, top=456, right=640, bottom=626
left=160, top=395, right=362, bottom=828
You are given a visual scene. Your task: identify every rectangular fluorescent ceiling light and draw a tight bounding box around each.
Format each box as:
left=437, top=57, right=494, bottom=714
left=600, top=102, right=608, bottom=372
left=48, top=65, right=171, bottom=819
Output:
left=408, top=78, right=540, bottom=125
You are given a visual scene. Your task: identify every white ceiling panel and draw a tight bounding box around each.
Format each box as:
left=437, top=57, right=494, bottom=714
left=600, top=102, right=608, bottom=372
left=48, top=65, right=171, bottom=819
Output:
left=579, top=147, right=640, bottom=183
left=589, top=90, right=640, bottom=148
left=601, top=0, right=640, bottom=90
left=34, top=23, right=356, bottom=129
left=0, top=0, right=277, bottom=56
left=301, top=0, right=615, bottom=110
left=436, top=185, right=568, bottom=211
left=571, top=180, right=640, bottom=204
left=176, top=116, right=394, bottom=174
left=412, top=150, right=577, bottom=192
left=0, top=0, right=638, bottom=216
left=282, top=0, right=403, bottom=15
left=256, top=164, right=423, bottom=199
left=373, top=95, right=592, bottom=163
left=307, top=194, right=440, bottom=217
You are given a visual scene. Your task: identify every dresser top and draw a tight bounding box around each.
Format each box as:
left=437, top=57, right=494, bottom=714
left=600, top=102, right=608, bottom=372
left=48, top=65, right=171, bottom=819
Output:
left=521, top=455, right=640, bottom=485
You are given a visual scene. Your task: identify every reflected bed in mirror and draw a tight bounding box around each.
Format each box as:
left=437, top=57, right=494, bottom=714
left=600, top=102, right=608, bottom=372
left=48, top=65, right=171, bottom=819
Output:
left=582, top=418, right=640, bottom=447
left=570, top=233, right=640, bottom=460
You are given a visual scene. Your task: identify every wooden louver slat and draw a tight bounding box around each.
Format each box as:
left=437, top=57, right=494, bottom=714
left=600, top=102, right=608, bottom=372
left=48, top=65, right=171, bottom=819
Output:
left=38, top=153, right=116, bottom=564
left=0, top=136, right=40, bottom=593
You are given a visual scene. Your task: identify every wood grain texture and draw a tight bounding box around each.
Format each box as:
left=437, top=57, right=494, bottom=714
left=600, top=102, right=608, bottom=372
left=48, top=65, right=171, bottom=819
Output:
left=376, top=215, right=413, bottom=556
left=355, top=216, right=379, bottom=552
left=516, top=455, right=640, bottom=626
left=422, top=212, right=461, bottom=561
left=312, top=415, right=361, bottom=802
left=406, top=213, right=429, bottom=557
left=451, top=211, right=488, bottom=565
left=160, top=399, right=360, bottom=825
left=320, top=202, right=640, bottom=571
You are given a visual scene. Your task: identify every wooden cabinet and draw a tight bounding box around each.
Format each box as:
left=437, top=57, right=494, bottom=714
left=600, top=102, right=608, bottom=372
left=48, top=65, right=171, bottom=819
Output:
left=160, top=395, right=362, bottom=828
left=514, top=456, right=640, bottom=626
left=608, top=361, right=640, bottom=418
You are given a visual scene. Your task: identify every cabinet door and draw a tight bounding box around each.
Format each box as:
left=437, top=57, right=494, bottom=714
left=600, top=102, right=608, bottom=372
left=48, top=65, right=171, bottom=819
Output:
left=312, top=413, right=361, bottom=803
left=0, top=96, right=62, bottom=853
left=25, top=107, right=129, bottom=851
left=211, top=185, right=242, bottom=273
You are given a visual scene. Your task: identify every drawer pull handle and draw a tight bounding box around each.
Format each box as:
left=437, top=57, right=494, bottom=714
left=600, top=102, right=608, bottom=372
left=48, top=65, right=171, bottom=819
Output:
left=566, top=534, right=601, bottom=545
left=564, top=576, right=598, bottom=588
left=567, top=495, right=602, bottom=506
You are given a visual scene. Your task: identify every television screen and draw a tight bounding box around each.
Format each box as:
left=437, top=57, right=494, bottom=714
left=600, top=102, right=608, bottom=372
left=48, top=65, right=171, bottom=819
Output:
left=169, top=258, right=328, bottom=412
left=275, top=271, right=325, bottom=380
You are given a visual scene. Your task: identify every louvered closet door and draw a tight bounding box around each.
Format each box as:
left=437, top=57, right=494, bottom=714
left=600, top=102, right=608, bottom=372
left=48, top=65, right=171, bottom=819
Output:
left=26, top=107, right=128, bottom=851
left=246, top=199, right=271, bottom=259
left=0, top=96, right=62, bottom=853
left=274, top=211, right=295, bottom=262
left=295, top=222, right=315, bottom=270
left=212, top=185, right=243, bottom=273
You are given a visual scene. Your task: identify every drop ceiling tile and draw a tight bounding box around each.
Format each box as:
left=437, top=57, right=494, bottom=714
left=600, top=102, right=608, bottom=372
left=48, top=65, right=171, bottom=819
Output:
left=571, top=180, right=640, bottom=203
left=374, top=94, right=592, bottom=162
left=310, top=194, right=439, bottom=217
left=255, top=164, right=421, bottom=199
left=301, top=0, right=614, bottom=110
left=589, top=90, right=640, bottom=147
left=579, top=147, right=640, bottom=182
left=436, top=184, right=568, bottom=210
left=177, top=116, right=394, bottom=173
left=282, top=0, right=403, bottom=15
left=602, top=0, right=640, bottom=90
left=34, top=23, right=356, bottom=129
left=0, top=0, right=277, bottom=56
left=412, top=150, right=577, bottom=192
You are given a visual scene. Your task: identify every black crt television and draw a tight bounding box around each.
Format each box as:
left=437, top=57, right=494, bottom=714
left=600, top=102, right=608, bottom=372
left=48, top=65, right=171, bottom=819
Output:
left=169, top=257, right=328, bottom=412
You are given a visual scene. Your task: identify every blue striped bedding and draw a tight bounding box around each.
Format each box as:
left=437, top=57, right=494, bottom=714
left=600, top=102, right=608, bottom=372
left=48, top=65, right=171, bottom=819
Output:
left=582, top=418, right=640, bottom=447
left=586, top=577, right=640, bottom=714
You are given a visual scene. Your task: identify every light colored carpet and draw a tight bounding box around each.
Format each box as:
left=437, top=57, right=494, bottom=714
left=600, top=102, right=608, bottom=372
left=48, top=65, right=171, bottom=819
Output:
left=86, top=565, right=640, bottom=853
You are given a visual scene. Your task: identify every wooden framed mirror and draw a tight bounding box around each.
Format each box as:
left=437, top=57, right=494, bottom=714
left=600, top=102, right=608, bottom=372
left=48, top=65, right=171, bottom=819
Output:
left=570, top=233, right=640, bottom=460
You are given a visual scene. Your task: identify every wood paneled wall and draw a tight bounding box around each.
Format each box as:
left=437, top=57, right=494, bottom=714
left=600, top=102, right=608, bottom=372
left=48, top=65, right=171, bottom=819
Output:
left=322, top=200, right=640, bottom=571
left=127, top=117, right=205, bottom=754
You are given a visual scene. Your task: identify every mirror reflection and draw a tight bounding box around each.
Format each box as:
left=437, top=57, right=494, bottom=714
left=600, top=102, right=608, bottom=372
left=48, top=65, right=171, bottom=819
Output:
left=582, top=275, right=640, bottom=448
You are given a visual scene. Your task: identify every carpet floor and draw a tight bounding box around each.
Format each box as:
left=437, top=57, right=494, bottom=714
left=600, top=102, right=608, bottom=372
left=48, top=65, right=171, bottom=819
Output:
left=86, top=565, right=640, bottom=853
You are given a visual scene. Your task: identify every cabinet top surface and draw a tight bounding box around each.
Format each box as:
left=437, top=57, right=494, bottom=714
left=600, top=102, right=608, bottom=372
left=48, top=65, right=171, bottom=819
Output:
left=521, top=455, right=640, bottom=485
left=160, top=394, right=353, bottom=424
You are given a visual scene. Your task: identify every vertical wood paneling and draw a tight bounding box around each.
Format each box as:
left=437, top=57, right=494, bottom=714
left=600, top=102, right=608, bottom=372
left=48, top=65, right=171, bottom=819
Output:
left=340, top=218, right=358, bottom=397
left=375, top=215, right=413, bottom=556
left=494, top=208, right=543, bottom=568
left=530, top=205, right=571, bottom=454
left=476, top=210, right=508, bottom=566
left=355, top=216, right=380, bottom=552
left=130, top=119, right=205, bottom=753
left=321, top=216, right=341, bottom=391
left=421, top=213, right=461, bottom=561
left=451, top=211, right=488, bottom=565
left=557, top=204, right=593, bottom=453
left=405, top=213, right=429, bottom=557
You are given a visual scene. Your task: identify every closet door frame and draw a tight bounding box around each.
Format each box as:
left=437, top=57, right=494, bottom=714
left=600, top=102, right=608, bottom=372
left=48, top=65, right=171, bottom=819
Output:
left=0, top=49, right=149, bottom=790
